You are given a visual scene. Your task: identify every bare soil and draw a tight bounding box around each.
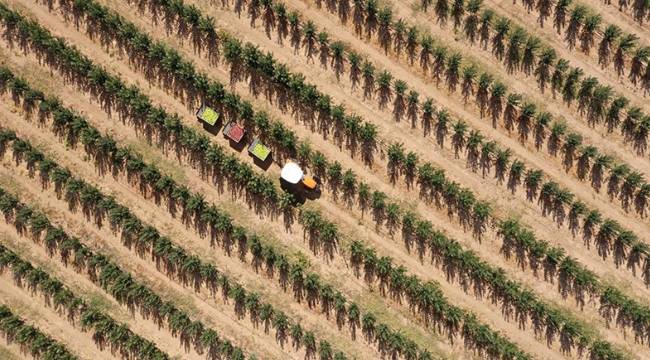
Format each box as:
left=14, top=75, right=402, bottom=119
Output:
left=0, top=275, right=119, bottom=360
left=291, top=0, right=650, bottom=172
left=0, top=161, right=297, bottom=360
left=52, top=0, right=650, bottom=300
left=560, top=0, right=648, bottom=39
left=3, top=0, right=650, bottom=357
left=0, top=224, right=204, bottom=360
left=0, top=344, right=23, bottom=360
left=483, top=0, right=649, bottom=97
left=0, top=78, right=413, bottom=359
left=76, top=0, right=650, bottom=298
left=11, top=0, right=648, bottom=354
left=192, top=0, right=650, bottom=237
left=0, top=60, right=460, bottom=359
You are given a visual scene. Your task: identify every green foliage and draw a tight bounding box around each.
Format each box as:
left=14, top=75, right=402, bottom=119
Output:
left=1, top=2, right=646, bottom=358
left=0, top=245, right=165, bottom=360
left=0, top=303, right=77, bottom=360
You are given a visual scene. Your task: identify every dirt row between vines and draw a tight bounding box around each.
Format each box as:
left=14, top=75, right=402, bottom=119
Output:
left=0, top=226, right=204, bottom=360
left=0, top=46, right=483, bottom=360
left=76, top=0, right=650, bottom=294
left=0, top=108, right=368, bottom=360
left=10, top=13, right=648, bottom=360
left=173, top=0, right=650, bottom=234
left=0, top=23, right=572, bottom=360
left=199, top=0, right=650, bottom=238
left=70, top=0, right=650, bottom=296
left=0, top=343, right=23, bottom=360
left=529, top=0, right=647, bottom=40
left=480, top=0, right=649, bottom=97
left=384, top=0, right=650, bottom=139
left=0, top=273, right=118, bottom=360
left=144, top=0, right=650, bottom=247
left=388, top=0, right=650, bottom=156
left=0, top=7, right=470, bottom=356
left=0, top=153, right=301, bottom=359
left=10, top=0, right=648, bottom=354
left=6, top=0, right=648, bottom=354
left=584, top=0, right=649, bottom=33
left=288, top=0, right=650, bottom=170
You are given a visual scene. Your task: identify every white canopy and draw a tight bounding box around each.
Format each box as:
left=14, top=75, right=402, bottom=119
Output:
left=281, top=162, right=303, bottom=184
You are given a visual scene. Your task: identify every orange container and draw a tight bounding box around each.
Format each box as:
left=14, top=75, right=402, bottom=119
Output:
left=302, top=177, right=317, bottom=190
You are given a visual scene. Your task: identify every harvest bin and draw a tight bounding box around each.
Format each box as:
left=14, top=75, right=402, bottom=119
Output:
left=196, top=104, right=219, bottom=126
left=248, top=138, right=271, bottom=161
left=223, top=121, right=246, bottom=143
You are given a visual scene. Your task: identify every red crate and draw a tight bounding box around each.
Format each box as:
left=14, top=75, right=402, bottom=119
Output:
left=223, top=122, right=245, bottom=143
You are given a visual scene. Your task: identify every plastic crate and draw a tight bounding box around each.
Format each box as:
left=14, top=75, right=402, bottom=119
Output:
left=248, top=138, right=271, bottom=161
left=196, top=105, right=219, bottom=126
left=223, top=121, right=245, bottom=143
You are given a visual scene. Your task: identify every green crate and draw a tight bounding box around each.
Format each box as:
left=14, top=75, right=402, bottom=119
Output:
left=248, top=139, right=271, bottom=161
left=197, top=105, right=219, bottom=126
